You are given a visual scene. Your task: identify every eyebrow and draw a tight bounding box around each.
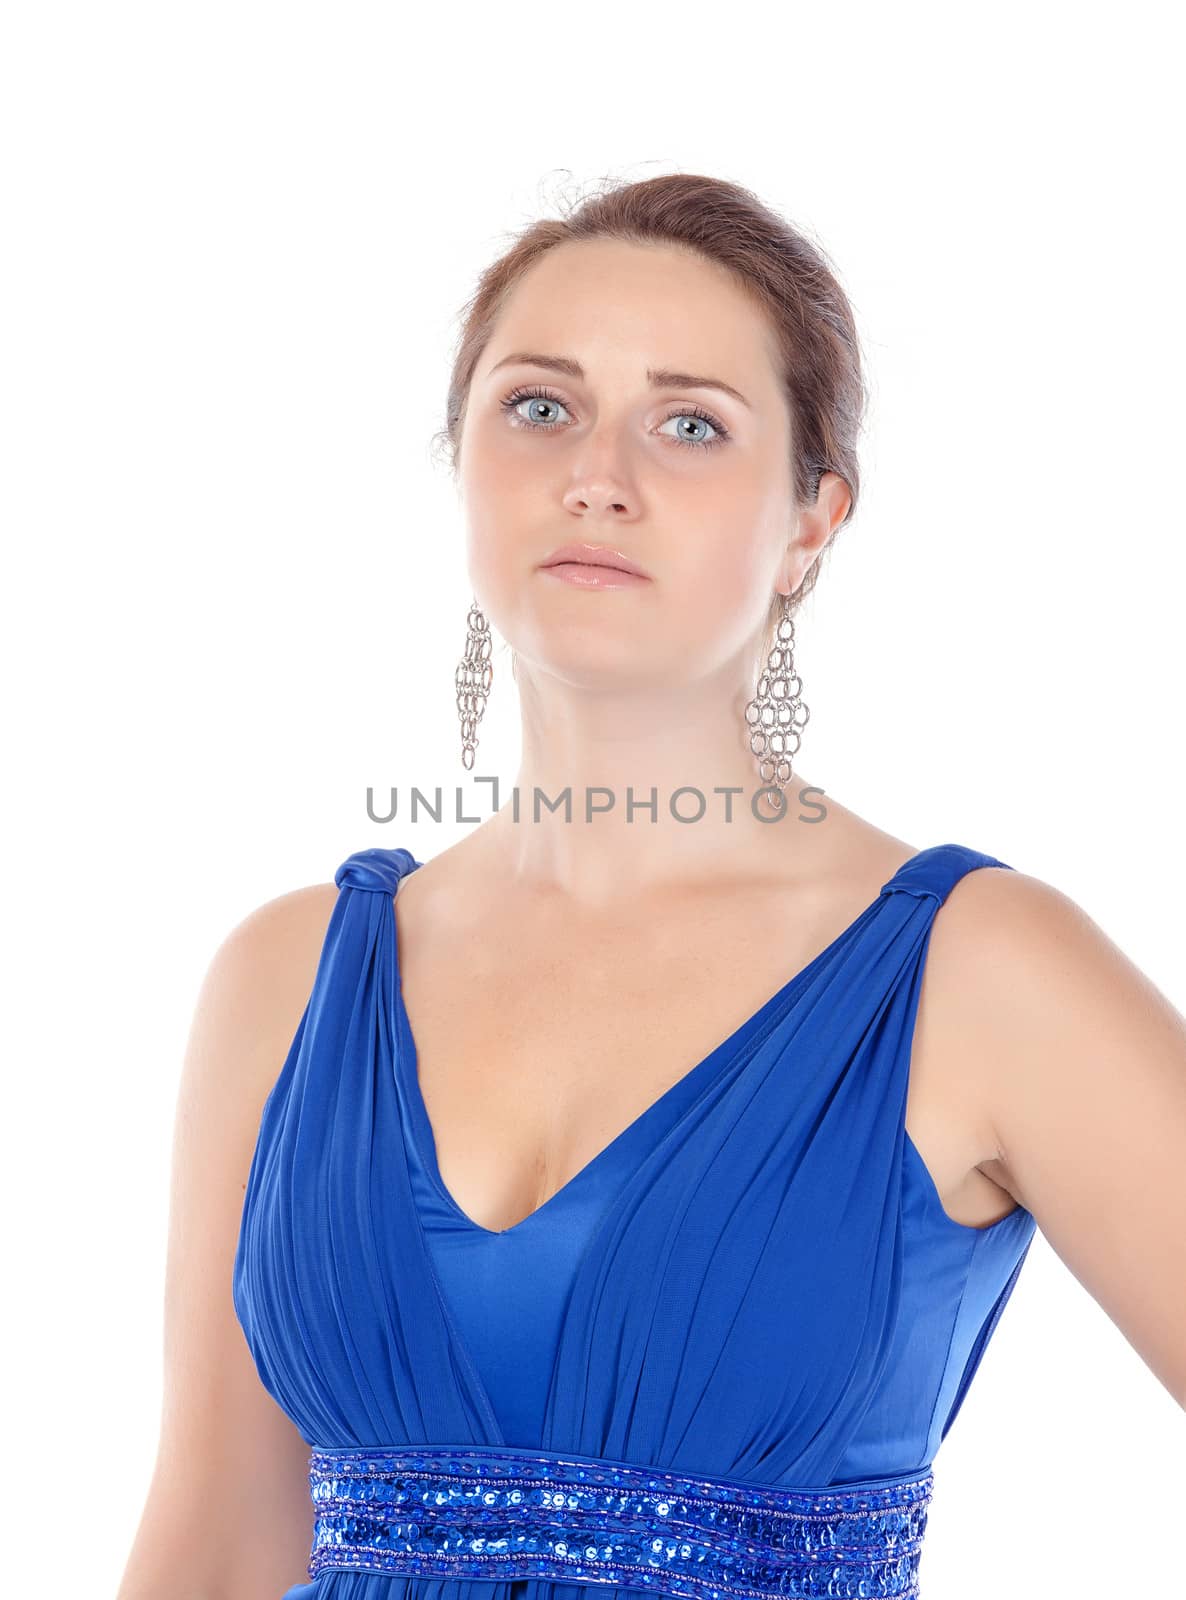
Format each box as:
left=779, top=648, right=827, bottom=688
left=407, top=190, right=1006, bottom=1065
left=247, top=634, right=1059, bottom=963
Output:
left=485, top=351, right=752, bottom=410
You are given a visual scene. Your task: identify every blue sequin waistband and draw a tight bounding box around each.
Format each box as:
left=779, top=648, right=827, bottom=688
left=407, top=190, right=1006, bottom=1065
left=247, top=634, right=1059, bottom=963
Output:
left=307, top=1442, right=934, bottom=1599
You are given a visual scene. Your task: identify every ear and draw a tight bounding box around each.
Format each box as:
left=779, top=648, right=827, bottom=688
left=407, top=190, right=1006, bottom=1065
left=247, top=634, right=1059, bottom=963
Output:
left=785, top=471, right=851, bottom=590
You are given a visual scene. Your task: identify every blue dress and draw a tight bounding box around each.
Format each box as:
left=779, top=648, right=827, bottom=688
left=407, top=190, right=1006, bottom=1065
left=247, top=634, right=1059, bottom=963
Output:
left=233, top=841, right=1038, bottom=1600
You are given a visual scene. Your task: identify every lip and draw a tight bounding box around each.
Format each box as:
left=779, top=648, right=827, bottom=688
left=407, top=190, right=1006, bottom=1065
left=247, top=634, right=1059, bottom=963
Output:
left=539, top=542, right=651, bottom=579
left=541, top=563, right=650, bottom=590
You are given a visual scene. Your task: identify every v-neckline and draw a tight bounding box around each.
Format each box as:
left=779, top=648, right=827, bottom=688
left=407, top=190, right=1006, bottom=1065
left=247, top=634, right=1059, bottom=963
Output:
left=389, top=846, right=931, bottom=1241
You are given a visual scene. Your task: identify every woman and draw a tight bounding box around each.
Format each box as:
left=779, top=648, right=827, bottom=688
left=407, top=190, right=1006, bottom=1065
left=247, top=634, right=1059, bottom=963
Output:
left=117, top=173, right=1186, bottom=1600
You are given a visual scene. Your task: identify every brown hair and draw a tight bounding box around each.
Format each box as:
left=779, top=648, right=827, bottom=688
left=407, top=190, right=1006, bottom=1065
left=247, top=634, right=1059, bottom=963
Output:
left=433, top=171, right=868, bottom=655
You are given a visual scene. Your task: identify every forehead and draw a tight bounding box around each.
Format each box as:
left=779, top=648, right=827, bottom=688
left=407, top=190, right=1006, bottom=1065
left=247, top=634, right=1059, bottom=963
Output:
left=486, top=238, right=781, bottom=390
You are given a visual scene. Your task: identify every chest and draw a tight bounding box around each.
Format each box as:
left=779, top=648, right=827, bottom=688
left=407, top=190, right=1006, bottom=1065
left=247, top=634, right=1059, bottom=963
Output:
left=393, top=872, right=960, bottom=1234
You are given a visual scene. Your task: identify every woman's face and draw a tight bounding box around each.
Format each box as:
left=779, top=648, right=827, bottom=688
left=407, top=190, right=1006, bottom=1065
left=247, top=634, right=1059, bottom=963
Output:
left=458, top=237, right=821, bottom=688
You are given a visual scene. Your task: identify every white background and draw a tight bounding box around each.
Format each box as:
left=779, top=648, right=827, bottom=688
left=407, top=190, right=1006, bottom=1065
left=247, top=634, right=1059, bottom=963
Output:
left=3, top=3, right=1182, bottom=1595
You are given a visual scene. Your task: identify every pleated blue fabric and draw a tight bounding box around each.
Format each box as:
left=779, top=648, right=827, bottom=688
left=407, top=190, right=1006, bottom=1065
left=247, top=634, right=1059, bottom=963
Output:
left=233, top=841, right=1038, bottom=1600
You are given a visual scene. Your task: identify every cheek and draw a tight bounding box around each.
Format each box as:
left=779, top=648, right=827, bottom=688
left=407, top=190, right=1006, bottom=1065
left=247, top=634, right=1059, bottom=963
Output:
left=664, top=556, right=763, bottom=671
left=462, top=492, right=534, bottom=638
left=460, top=413, right=529, bottom=511
left=463, top=515, right=511, bottom=616
left=461, top=446, right=526, bottom=574
left=681, top=494, right=774, bottom=606
left=670, top=506, right=781, bottom=662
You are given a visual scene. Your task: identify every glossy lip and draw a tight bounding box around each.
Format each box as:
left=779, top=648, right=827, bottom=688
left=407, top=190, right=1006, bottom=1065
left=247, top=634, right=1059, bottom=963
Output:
left=539, top=541, right=651, bottom=579
left=541, top=564, right=649, bottom=590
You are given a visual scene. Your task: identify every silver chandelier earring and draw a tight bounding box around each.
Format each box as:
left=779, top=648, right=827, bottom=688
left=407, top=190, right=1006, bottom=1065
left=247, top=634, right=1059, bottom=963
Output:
left=456, top=598, right=492, bottom=771
left=744, top=591, right=809, bottom=797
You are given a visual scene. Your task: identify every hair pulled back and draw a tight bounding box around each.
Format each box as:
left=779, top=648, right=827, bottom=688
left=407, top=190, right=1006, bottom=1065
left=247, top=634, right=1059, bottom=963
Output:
left=434, top=171, right=867, bottom=646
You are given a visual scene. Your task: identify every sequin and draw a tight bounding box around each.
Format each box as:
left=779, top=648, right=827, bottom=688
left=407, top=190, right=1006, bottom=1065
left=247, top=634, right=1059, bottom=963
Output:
left=306, top=1443, right=933, bottom=1598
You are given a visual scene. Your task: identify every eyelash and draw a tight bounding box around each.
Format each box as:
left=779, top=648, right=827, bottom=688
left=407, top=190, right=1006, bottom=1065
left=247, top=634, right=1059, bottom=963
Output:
left=498, top=384, right=730, bottom=451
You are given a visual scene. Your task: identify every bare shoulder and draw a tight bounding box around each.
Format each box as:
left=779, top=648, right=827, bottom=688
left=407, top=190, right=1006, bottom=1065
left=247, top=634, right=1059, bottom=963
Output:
left=914, top=864, right=1070, bottom=1169
left=218, top=876, right=341, bottom=976
left=923, top=858, right=1149, bottom=1036
left=922, top=859, right=1186, bottom=1404
left=191, top=877, right=343, bottom=1086
left=919, top=859, right=1178, bottom=1192
left=209, top=879, right=341, bottom=1033
left=116, top=874, right=345, bottom=1595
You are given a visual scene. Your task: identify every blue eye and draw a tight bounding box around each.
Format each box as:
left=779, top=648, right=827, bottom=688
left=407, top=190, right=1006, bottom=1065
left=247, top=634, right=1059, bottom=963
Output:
left=503, top=389, right=573, bottom=430
left=499, top=385, right=730, bottom=452
left=656, top=412, right=724, bottom=449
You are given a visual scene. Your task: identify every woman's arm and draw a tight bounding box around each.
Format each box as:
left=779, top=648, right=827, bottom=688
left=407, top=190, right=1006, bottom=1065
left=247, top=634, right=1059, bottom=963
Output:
left=930, top=865, right=1186, bottom=1408
left=116, top=881, right=339, bottom=1600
